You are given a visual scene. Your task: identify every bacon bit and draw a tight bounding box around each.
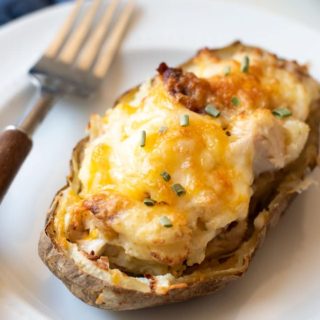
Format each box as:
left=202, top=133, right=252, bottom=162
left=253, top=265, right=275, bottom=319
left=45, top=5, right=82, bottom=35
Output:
left=157, top=62, right=168, bottom=74
left=82, top=250, right=100, bottom=261
left=150, top=251, right=175, bottom=265
left=157, top=62, right=211, bottom=112
left=83, top=194, right=128, bottom=220
left=145, top=274, right=157, bottom=292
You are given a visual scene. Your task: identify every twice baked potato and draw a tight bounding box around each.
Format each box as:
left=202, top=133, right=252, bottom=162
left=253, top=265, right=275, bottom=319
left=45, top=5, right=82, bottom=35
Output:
left=39, top=42, right=320, bottom=310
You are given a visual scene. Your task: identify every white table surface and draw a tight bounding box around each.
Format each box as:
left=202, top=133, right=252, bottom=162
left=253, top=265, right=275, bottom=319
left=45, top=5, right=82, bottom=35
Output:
left=228, top=0, right=320, bottom=33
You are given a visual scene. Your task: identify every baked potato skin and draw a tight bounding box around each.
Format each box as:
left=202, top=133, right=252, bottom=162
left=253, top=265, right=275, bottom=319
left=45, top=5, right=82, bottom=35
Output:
left=38, top=42, right=320, bottom=311
left=39, top=227, right=237, bottom=310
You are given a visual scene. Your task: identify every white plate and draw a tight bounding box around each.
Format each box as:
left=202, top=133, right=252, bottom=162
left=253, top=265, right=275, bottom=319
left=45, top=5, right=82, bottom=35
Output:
left=1, top=1, right=320, bottom=319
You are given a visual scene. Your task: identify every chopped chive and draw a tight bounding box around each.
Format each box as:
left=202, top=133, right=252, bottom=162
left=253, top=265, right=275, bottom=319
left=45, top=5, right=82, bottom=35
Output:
left=180, top=114, right=190, bottom=127
left=140, top=130, right=146, bottom=147
left=241, top=56, right=250, bottom=73
left=272, top=107, right=292, bottom=119
left=205, top=104, right=220, bottom=118
left=159, top=126, right=168, bottom=133
left=160, top=171, right=171, bottom=182
left=224, top=65, right=231, bottom=76
left=231, top=96, right=240, bottom=106
left=172, top=183, right=186, bottom=196
left=159, top=216, right=173, bottom=228
left=144, top=198, right=156, bottom=206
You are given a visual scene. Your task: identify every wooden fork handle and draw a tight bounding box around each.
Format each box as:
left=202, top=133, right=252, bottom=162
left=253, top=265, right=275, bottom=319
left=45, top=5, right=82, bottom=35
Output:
left=0, top=127, right=32, bottom=203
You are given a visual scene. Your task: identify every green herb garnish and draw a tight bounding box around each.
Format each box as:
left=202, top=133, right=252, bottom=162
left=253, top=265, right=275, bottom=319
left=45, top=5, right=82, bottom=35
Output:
left=140, top=130, right=146, bottom=147
left=159, top=216, right=173, bottom=228
left=143, top=198, right=156, bottom=206
left=231, top=96, right=240, bottom=106
left=160, top=171, right=171, bottom=182
left=241, top=56, right=250, bottom=73
left=272, top=107, right=292, bottom=119
left=172, top=183, right=186, bottom=196
left=205, top=104, right=220, bottom=118
left=180, top=114, right=190, bottom=127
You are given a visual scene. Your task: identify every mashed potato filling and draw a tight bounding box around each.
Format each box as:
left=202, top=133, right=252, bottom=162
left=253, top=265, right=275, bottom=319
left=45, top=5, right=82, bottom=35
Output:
left=77, top=80, right=253, bottom=268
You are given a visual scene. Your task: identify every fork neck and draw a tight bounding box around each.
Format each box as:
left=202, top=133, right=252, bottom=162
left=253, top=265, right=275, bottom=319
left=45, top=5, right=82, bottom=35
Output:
left=18, top=92, right=56, bottom=137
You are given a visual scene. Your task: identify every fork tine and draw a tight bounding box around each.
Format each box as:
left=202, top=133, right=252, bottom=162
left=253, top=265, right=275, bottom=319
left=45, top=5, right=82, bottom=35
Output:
left=59, top=0, right=102, bottom=65
left=77, top=0, right=119, bottom=71
left=93, top=0, right=134, bottom=79
left=45, top=0, right=84, bottom=59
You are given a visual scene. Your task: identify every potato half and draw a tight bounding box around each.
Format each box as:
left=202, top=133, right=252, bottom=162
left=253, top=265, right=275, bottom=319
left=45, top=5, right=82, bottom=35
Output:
left=39, top=42, right=320, bottom=310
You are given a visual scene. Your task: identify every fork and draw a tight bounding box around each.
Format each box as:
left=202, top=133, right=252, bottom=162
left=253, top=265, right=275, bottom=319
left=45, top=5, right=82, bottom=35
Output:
left=0, top=0, right=134, bottom=203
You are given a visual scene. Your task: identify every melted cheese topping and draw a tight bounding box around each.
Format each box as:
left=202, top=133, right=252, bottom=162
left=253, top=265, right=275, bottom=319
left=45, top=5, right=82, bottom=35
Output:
left=78, top=80, right=252, bottom=266
left=55, top=43, right=319, bottom=276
